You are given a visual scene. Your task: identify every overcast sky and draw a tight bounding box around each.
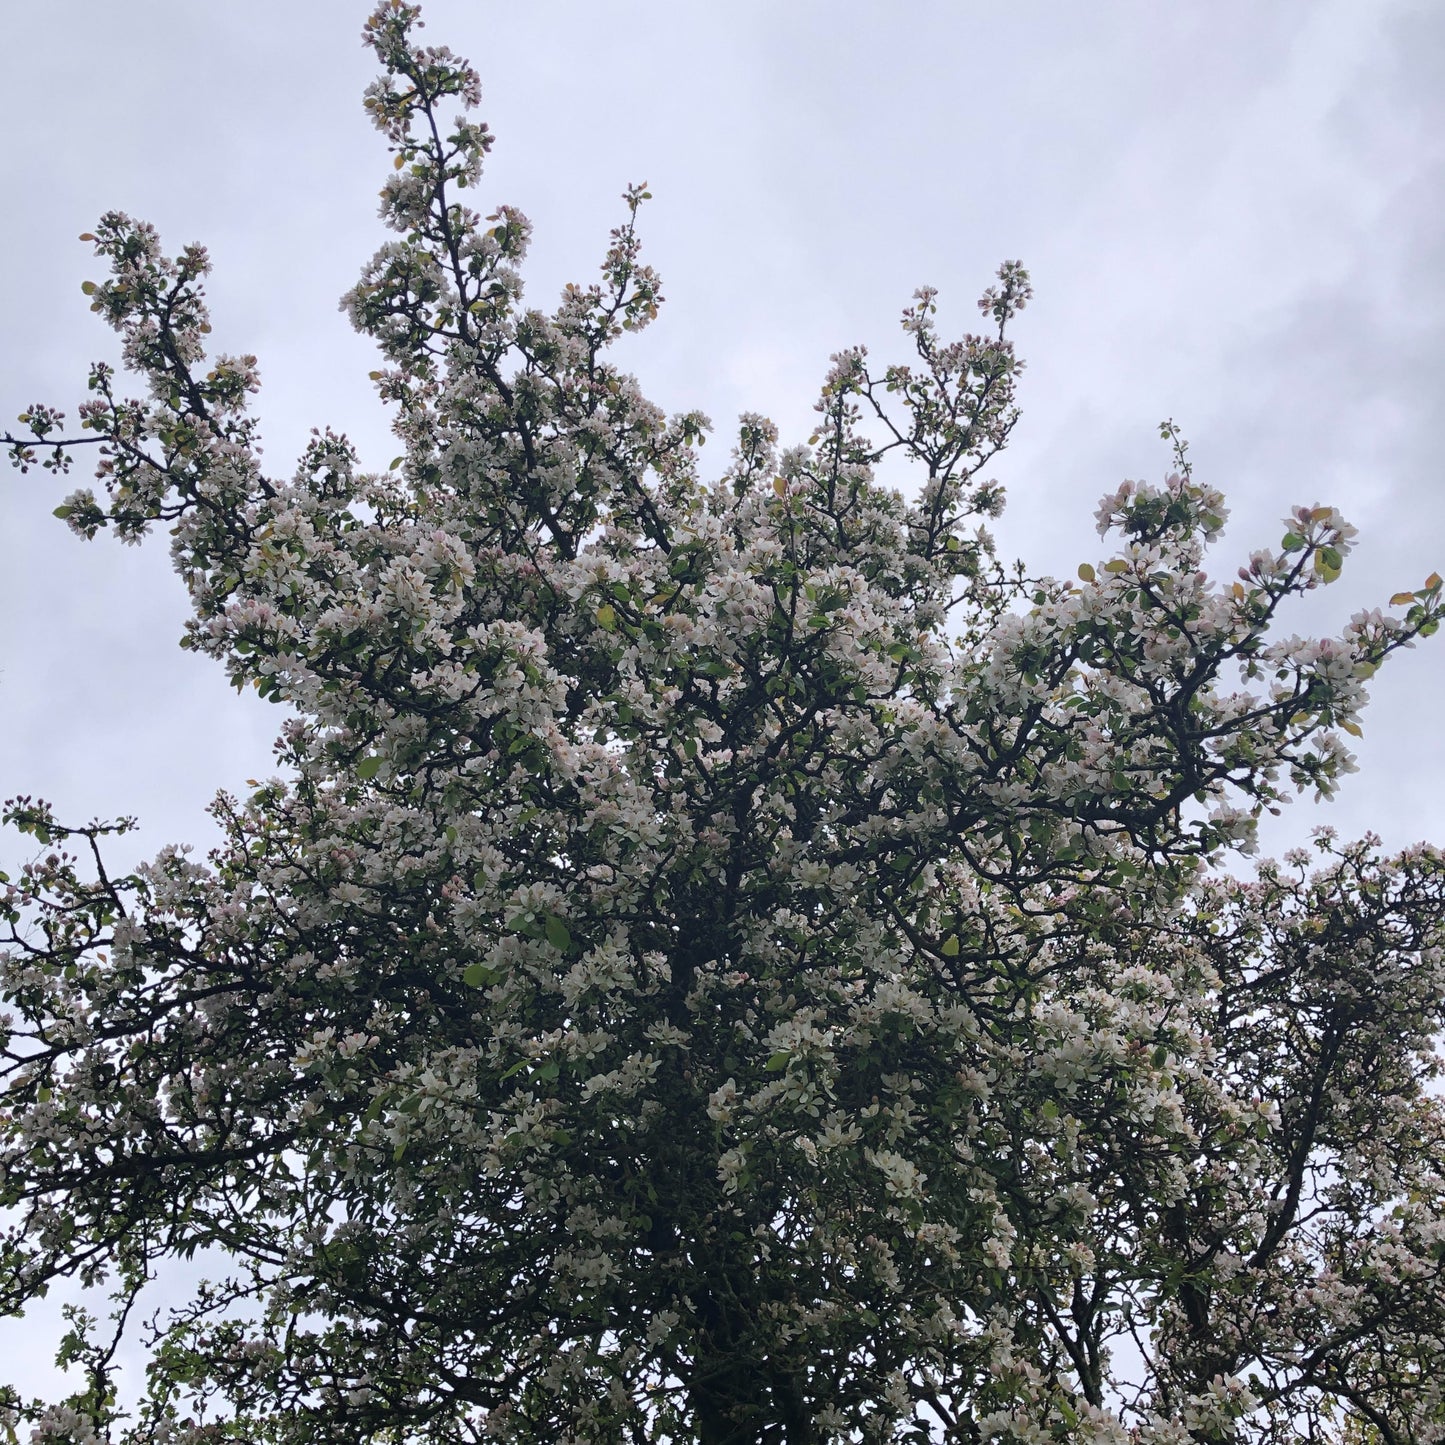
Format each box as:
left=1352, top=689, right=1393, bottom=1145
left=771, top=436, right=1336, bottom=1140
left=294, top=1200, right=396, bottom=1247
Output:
left=2, top=0, right=1443, bottom=1389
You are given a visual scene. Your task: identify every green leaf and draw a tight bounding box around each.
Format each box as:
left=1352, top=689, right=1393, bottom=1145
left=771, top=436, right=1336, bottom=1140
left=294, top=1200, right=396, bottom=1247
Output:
left=1077, top=562, right=1095, bottom=582
left=1281, top=532, right=1305, bottom=551
left=1040, top=1098, right=1059, bottom=1119
left=80, top=281, right=97, bottom=296
left=544, top=915, right=572, bottom=952
left=356, top=755, right=382, bottom=780
left=765, top=1051, right=791, bottom=1072
left=1103, top=559, right=1129, bottom=574
left=941, top=935, right=960, bottom=957
left=52, top=505, right=74, bottom=519
left=595, top=603, right=617, bottom=631
left=462, top=962, right=499, bottom=988
left=1151, top=1045, right=1169, bottom=1068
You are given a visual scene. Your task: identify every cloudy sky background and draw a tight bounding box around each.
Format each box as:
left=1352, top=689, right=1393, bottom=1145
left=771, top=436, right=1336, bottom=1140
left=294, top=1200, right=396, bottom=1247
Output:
left=2, top=0, right=1443, bottom=1400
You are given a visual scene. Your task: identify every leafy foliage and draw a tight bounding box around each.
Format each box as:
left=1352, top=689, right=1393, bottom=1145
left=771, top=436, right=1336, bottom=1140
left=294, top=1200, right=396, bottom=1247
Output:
left=4, top=5, right=1445, bottom=1442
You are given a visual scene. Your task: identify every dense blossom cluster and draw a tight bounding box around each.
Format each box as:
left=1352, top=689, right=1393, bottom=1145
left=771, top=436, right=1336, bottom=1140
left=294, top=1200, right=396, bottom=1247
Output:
left=4, top=5, right=1445, bottom=1443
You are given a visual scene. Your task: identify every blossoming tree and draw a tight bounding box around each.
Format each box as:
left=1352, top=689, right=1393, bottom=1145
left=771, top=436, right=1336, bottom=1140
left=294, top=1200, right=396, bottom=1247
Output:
left=4, top=5, right=1445, bottom=1443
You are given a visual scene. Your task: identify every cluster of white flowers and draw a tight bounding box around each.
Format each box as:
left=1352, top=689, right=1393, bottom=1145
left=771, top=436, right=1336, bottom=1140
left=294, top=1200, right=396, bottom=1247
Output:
left=3, top=3, right=1445, bottom=1442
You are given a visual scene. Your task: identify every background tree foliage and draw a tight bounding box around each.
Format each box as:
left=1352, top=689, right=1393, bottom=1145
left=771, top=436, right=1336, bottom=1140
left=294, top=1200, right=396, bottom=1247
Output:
left=4, top=5, right=1445, bottom=1442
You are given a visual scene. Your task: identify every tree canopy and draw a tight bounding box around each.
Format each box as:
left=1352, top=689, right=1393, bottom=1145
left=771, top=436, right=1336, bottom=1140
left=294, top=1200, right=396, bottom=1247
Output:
left=4, top=5, right=1445, bottom=1443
